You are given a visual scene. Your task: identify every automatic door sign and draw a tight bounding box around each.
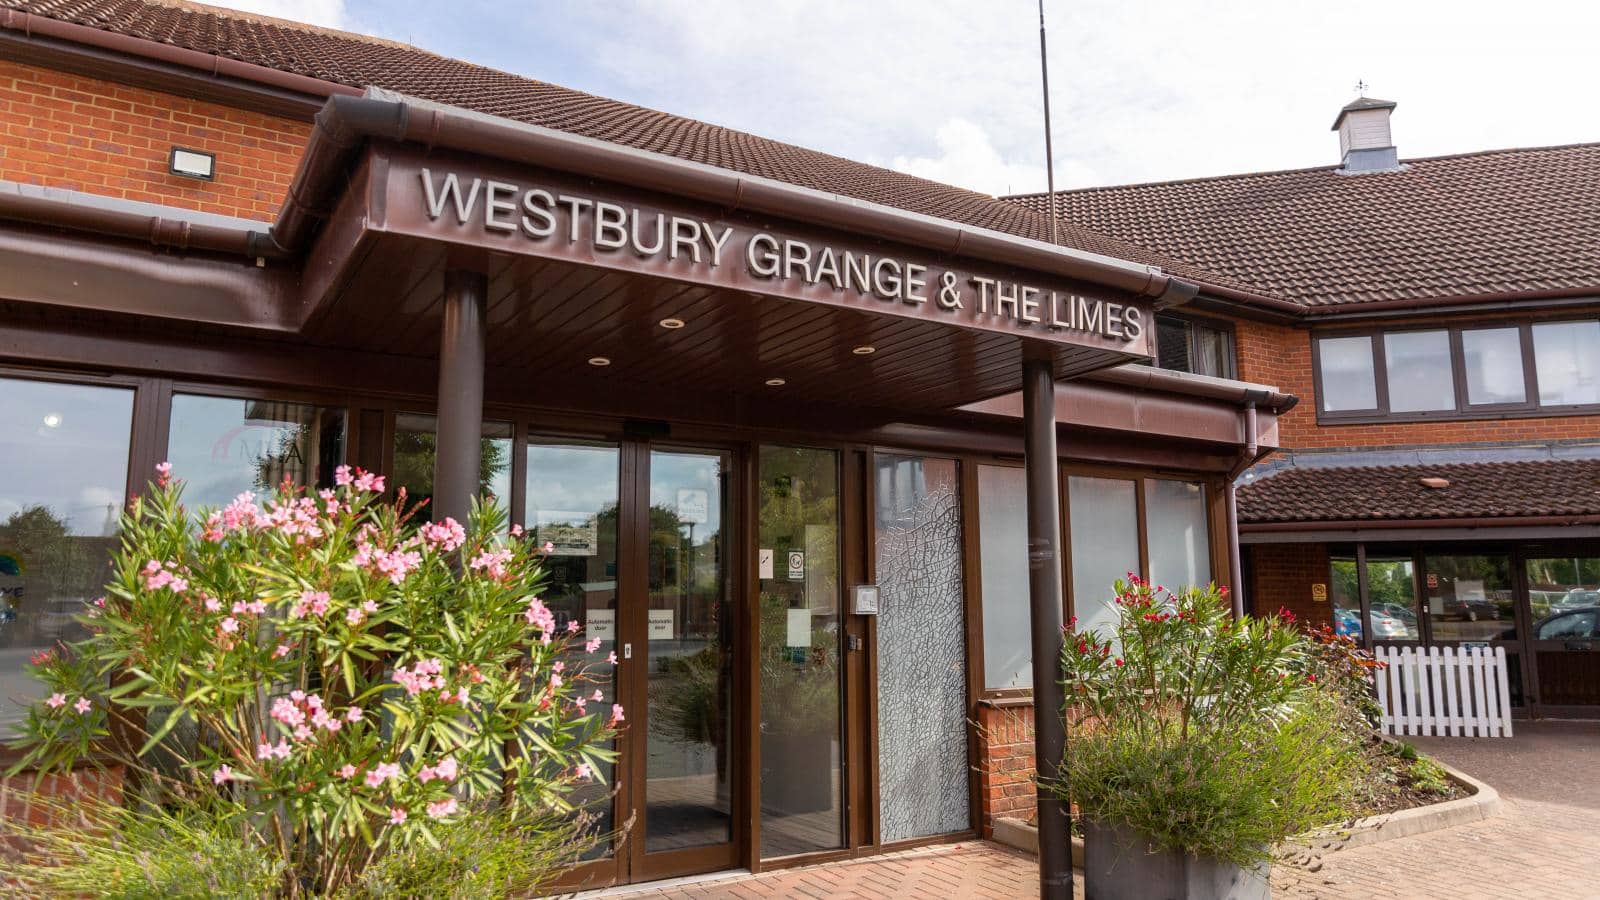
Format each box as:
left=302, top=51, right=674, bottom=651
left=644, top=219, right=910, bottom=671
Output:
left=787, top=550, right=806, bottom=581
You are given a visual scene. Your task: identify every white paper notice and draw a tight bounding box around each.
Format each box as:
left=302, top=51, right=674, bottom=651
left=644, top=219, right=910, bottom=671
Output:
left=787, top=550, right=806, bottom=581
left=648, top=608, right=675, bottom=640
left=585, top=609, right=615, bottom=641
left=758, top=548, right=774, bottom=579
left=786, top=608, right=812, bottom=648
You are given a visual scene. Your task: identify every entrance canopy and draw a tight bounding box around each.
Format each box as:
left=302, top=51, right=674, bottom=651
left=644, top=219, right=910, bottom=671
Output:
left=0, top=91, right=1199, bottom=416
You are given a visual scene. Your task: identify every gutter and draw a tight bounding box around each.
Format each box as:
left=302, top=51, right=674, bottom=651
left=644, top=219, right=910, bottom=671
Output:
left=1084, top=365, right=1297, bottom=414
left=1223, top=392, right=1273, bottom=617
left=1240, top=513, right=1600, bottom=532
left=0, top=180, right=275, bottom=258
left=0, top=9, right=356, bottom=102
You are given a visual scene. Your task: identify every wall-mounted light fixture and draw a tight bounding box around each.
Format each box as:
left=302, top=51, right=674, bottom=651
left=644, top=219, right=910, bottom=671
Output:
left=169, top=147, right=216, bottom=180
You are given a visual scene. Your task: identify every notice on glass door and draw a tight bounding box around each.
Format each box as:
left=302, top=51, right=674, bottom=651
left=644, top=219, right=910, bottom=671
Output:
left=758, top=548, right=774, bottom=580
left=585, top=608, right=615, bottom=641
left=787, top=608, right=812, bottom=648
left=648, top=608, right=675, bottom=640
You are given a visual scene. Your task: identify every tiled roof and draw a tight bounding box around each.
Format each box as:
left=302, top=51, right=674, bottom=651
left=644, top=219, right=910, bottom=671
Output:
left=1009, top=142, right=1600, bottom=307
left=1237, top=460, right=1600, bottom=524
left=4, top=0, right=1263, bottom=296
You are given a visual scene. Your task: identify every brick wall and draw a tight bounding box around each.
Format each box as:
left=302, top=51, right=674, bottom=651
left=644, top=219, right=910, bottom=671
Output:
left=974, top=703, right=1035, bottom=836
left=0, top=59, right=310, bottom=220
left=0, top=764, right=125, bottom=829
left=1234, top=314, right=1600, bottom=451
left=1246, top=542, right=1332, bottom=627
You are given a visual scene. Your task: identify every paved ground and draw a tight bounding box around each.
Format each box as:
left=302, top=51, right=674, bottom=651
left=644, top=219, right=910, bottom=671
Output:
left=1275, top=720, right=1600, bottom=899
left=616, top=720, right=1600, bottom=899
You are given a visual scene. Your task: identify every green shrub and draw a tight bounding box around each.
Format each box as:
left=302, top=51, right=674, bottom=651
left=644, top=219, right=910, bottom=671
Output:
left=1056, top=579, right=1373, bottom=866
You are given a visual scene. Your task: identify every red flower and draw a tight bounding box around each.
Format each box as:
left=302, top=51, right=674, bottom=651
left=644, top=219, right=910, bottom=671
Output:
left=1114, top=658, right=1125, bottom=667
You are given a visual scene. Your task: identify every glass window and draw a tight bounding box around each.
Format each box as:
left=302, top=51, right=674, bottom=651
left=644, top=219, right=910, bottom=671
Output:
left=1144, top=479, right=1211, bottom=592
left=1424, top=554, right=1514, bottom=642
left=873, top=455, right=968, bottom=841
left=977, top=465, right=1031, bottom=690
left=1533, top=321, right=1600, bottom=407
left=1155, top=314, right=1234, bottom=379
left=391, top=413, right=513, bottom=522
left=1067, top=476, right=1140, bottom=640
left=167, top=394, right=344, bottom=508
left=757, top=446, right=843, bottom=858
left=1330, top=556, right=1363, bottom=639
left=525, top=440, right=620, bottom=848
left=0, top=378, right=133, bottom=725
left=1461, top=328, right=1527, bottom=406
left=1383, top=330, right=1455, bottom=412
left=1317, top=336, right=1378, bottom=412
left=1332, top=555, right=1420, bottom=642
left=1524, top=556, right=1600, bottom=625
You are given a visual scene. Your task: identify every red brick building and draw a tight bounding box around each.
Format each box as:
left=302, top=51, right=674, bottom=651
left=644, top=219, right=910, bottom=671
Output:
left=1014, top=101, right=1600, bottom=718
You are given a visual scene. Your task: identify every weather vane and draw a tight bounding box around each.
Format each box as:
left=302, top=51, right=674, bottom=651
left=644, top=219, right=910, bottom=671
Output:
left=1354, top=79, right=1369, bottom=97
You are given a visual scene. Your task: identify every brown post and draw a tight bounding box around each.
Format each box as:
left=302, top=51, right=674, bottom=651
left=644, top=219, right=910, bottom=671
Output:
left=1022, top=353, right=1070, bottom=900
left=433, top=268, right=487, bottom=526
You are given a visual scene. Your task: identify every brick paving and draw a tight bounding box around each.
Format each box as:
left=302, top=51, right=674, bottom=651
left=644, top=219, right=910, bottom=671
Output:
left=619, top=720, right=1600, bottom=899
left=1274, top=720, right=1600, bottom=899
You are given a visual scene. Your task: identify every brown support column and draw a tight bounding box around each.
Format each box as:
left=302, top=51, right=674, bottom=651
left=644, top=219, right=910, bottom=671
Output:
left=433, top=268, right=487, bottom=526
left=1023, top=353, right=1070, bottom=900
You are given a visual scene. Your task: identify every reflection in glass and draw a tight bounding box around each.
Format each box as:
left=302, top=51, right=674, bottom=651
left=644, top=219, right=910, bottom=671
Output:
left=0, top=379, right=133, bottom=726
left=1330, top=555, right=1419, bottom=641
left=167, top=395, right=344, bottom=508
left=1318, top=336, right=1377, bottom=411
left=1462, top=328, right=1527, bottom=406
left=392, top=413, right=512, bottom=522
left=977, top=466, right=1030, bottom=690
left=644, top=449, right=733, bottom=853
left=1524, top=556, right=1600, bottom=707
left=1384, top=331, right=1455, bottom=412
left=1532, top=321, right=1600, bottom=407
left=757, top=446, right=842, bottom=859
left=525, top=441, right=620, bottom=845
left=1145, top=479, right=1212, bottom=591
left=1067, top=476, right=1139, bottom=640
left=873, top=455, right=967, bottom=841
left=1425, top=554, right=1514, bottom=642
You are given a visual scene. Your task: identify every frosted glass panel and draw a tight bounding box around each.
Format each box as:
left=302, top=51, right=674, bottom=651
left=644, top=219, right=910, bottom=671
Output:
left=1384, top=331, right=1455, bottom=412
left=1462, top=328, right=1526, bottom=405
left=1533, top=321, right=1600, bottom=406
left=874, top=455, right=968, bottom=841
left=1318, top=336, right=1377, bottom=411
left=1145, top=479, right=1212, bottom=591
left=1067, top=476, right=1139, bottom=639
left=977, top=465, right=1031, bottom=690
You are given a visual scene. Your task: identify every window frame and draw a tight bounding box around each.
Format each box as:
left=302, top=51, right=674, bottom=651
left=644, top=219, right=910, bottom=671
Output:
left=1312, top=317, right=1600, bottom=424
left=1153, top=311, right=1238, bottom=380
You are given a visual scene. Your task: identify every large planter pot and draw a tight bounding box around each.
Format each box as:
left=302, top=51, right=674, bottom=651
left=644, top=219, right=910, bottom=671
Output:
left=1083, top=819, right=1269, bottom=900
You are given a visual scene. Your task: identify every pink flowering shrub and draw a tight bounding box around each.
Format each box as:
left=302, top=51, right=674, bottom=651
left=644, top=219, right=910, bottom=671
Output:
left=7, top=464, right=619, bottom=896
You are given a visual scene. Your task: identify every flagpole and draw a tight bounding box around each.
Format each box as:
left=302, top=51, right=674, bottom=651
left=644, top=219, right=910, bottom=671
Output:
left=1038, top=0, right=1059, bottom=245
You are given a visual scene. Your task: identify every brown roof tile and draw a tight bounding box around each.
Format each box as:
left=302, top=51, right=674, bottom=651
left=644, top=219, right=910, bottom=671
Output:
left=1010, top=143, right=1600, bottom=307
left=1237, top=459, right=1600, bottom=524
left=6, top=0, right=1263, bottom=296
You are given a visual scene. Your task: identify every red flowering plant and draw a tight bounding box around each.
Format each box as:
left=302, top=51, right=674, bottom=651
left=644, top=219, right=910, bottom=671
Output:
left=1054, top=577, right=1370, bottom=867
left=5, top=464, right=620, bottom=896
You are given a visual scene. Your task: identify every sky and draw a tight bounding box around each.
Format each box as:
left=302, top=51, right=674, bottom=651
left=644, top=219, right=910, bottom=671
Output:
left=211, top=0, right=1599, bottom=196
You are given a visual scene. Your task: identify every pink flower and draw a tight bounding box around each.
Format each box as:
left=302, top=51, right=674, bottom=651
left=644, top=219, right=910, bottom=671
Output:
left=45, top=692, right=66, bottom=709
left=155, top=461, right=172, bottom=484
left=219, top=617, right=239, bottom=634
left=524, top=598, right=555, bottom=633
left=425, top=797, right=458, bottom=819
left=345, top=707, right=364, bottom=723
left=542, top=541, right=555, bottom=554
left=258, top=739, right=292, bottom=761
left=346, top=607, right=366, bottom=626
left=585, top=638, right=602, bottom=653
left=420, top=518, right=467, bottom=553
left=365, top=762, right=400, bottom=788
left=592, top=689, right=603, bottom=702
left=335, top=465, right=354, bottom=487
left=575, top=763, right=593, bottom=780
left=291, top=590, right=331, bottom=619
left=574, top=697, right=587, bottom=711
left=434, top=756, right=458, bottom=782
left=609, top=703, right=625, bottom=726
left=510, top=524, right=524, bottom=537
left=337, top=764, right=358, bottom=779
left=204, top=596, right=222, bottom=613
left=607, top=651, right=618, bottom=666
left=418, top=764, right=439, bottom=784
left=73, top=696, right=92, bottom=714
left=388, top=807, right=408, bottom=825
left=270, top=697, right=305, bottom=727
left=213, top=765, right=234, bottom=785
left=467, top=547, right=512, bottom=579
left=273, top=643, right=292, bottom=659
left=353, top=470, right=386, bottom=493
left=566, top=619, right=580, bottom=633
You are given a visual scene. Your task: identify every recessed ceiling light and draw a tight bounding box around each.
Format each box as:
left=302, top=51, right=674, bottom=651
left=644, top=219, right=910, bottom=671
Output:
left=588, top=356, right=611, bottom=367
left=765, top=378, right=786, bottom=387
left=852, top=345, right=876, bottom=355
left=659, top=317, right=686, bottom=329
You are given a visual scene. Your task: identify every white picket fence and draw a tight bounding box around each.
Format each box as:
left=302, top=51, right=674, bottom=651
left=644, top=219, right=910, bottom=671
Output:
left=1372, top=645, right=1513, bottom=738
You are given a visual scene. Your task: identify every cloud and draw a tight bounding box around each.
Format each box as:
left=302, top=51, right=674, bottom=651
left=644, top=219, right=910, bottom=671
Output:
left=201, top=0, right=348, bottom=29
left=890, top=118, right=1086, bottom=199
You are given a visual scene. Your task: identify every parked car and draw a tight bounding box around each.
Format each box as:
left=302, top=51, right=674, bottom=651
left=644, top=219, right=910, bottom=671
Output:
left=1372, top=602, right=1418, bottom=625
left=1437, top=595, right=1502, bottom=622
left=1532, top=609, right=1599, bottom=641
left=1551, top=589, right=1600, bottom=612
left=1333, top=608, right=1418, bottom=640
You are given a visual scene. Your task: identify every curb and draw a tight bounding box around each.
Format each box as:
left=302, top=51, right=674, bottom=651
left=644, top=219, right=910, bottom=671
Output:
left=991, top=758, right=1500, bottom=861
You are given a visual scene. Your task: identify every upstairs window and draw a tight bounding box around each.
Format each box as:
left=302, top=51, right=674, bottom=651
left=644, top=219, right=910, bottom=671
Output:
left=1315, top=318, right=1600, bottom=421
left=1154, top=314, right=1235, bottom=379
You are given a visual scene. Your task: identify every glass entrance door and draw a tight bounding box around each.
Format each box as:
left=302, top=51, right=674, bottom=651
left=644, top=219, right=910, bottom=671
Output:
left=1522, top=555, right=1600, bottom=711
left=526, top=440, right=739, bottom=886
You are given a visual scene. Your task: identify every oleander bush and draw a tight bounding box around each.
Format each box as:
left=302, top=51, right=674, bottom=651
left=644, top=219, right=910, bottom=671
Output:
left=1055, top=578, right=1373, bottom=867
left=4, top=464, right=620, bottom=897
